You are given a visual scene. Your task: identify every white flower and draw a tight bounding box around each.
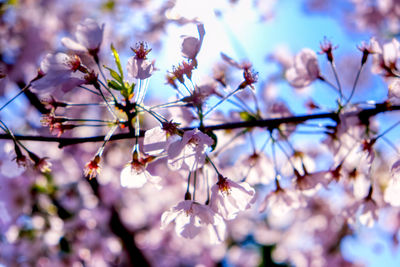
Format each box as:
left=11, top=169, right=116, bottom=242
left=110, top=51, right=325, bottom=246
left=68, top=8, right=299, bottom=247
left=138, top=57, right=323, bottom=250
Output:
left=388, top=79, right=400, bottom=104
left=384, top=178, right=400, bottom=206
left=61, top=18, right=104, bottom=54
left=359, top=200, right=378, bottom=227
left=0, top=201, right=11, bottom=227
left=384, top=164, right=400, bottom=206
left=127, top=57, right=154, bottom=80
left=259, top=186, right=305, bottom=216
left=285, top=48, right=320, bottom=88
left=127, top=42, right=154, bottom=80
left=120, top=155, right=161, bottom=189
left=210, top=175, right=255, bottom=220
left=372, top=38, right=400, bottom=75
left=31, top=53, right=87, bottom=93
left=168, top=128, right=213, bottom=171
left=161, top=200, right=226, bottom=244
left=143, top=126, right=168, bottom=156
left=181, top=23, right=205, bottom=60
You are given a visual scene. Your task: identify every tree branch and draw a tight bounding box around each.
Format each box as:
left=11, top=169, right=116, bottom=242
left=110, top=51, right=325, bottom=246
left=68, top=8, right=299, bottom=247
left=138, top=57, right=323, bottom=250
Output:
left=1, top=102, right=399, bottom=148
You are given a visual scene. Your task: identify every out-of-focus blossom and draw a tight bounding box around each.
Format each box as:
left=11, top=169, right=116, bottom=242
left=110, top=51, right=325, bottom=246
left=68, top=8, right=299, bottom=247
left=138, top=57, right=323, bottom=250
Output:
left=358, top=199, right=378, bottom=227
left=388, top=79, right=400, bottom=103
left=372, top=38, right=400, bottom=76
left=239, top=65, right=258, bottom=90
left=220, top=53, right=258, bottom=89
left=28, top=152, right=51, bottom=173
left=294, top=170, right=330, bottom=195
left=61, top=18, right=105, bottom=57
left=127, top=42, right=155, bottom=80
left=168, top=129, right=214, bottom=171
left=161, top=200, right=226, bottom=244
left=31, top=53, right=88, bottom=93
left=285, top=48, right=320, bottom=88
left=260, top=184, right=305, bottom=215
left=181, top=24, right=205, bottom=62
left=384, top=160, right=400, bottom=206
left=210, top=175, right=255, bottom=220
left=384, top=177, right=400, bottom=206
left=0, top=201, right=11, bottom=227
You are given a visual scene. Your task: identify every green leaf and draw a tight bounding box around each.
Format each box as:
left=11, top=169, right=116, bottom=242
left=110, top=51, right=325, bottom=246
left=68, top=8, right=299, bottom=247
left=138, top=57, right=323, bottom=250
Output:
left=101, top=0, right=115, bottom=11
left=110, top=44, right=123, bottom=80
left=108, top=80, right=124, bottom=91
left=120, top=82, right=135, bottom=99
left=239, top=111, right=257, bottom=122
left=104, top=66, right=122, bottom=84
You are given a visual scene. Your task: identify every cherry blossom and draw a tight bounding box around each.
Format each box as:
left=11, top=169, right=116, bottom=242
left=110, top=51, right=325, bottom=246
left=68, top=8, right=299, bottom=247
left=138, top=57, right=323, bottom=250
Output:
left=0, top=201, right=11, bottom=228
left=120, top=154, right=161, bottom=189
left=84, top=155, right=101, bottom=179
left=181, top=23, right=205, bottom=61
left=372, top=38, right=400, bottom=76
left=168, top=128, right=214, bottom=171
left=127, top=42, right=155, bottom=80
left=384, top=177, right=400, bottom=206
left=285, top=48, right=320, bottom=88
left=259, top=184, right=305, bottom=216
left=209, top=175, right=255, bottom=220
left=384, top=160, right=400, bottom=206
left=31, top=53, right=88, bottom=93
left=61, top=18, right=104, bottom=57
left=388, top=79, right=400, bottom=103
left=161, top=200, right=226, bottom=244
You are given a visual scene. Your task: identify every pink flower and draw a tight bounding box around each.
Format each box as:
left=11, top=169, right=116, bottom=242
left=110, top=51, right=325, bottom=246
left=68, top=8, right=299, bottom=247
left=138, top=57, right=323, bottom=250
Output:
left=210, top=175, right=256, bottom=220
left=127, top=42, right=155, bottom=80
left=143, top=123, right=179, bottom=156
left=384, top=177, right=400, bottom=206
left=84, top=155, right=101, bottom=179
left=294, top=170, right=330, bottom=194
left=161, top=200, right=226, bottom=244
left=384, top=160, right=400, bottom=206
left=181, top=23, right=205, bottom=61
left=388, top=79, right=400, bottom=103
left=143, top=126, right=168, bottom=156
left=259, top=185, right=305, bottom=215
left=120, top=153, right=161, bottom=189
left=285, top=48, right=320, bottom=88
left=358, top=199, right=379, bottom=227
left=372, top=38, right=400, bottom=76
left=168, top=129, right=214, bottom=171
left=31, top=53, right=87, bottom=93
left=61, top=18, right=104, bottom=56
left=0, top=201, right=11, bottom=227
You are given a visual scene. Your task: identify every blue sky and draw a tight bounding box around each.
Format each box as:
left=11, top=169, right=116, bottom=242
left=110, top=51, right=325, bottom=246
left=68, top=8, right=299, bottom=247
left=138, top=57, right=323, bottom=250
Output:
left=148, top=1, right=400, bottom=266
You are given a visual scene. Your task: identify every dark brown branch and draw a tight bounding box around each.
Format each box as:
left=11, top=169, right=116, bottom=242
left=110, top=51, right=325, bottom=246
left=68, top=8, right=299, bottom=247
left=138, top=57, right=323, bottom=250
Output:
left=16, top=81, right=50, bottom=114
left=1, top=103, right=400, bottom=148
left=87, top=178, right=151, bottom=266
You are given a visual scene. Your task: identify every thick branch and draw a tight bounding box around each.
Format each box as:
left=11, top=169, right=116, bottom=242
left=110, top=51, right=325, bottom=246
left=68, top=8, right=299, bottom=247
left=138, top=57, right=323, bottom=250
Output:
left=1, top=103, right=400, bottom=147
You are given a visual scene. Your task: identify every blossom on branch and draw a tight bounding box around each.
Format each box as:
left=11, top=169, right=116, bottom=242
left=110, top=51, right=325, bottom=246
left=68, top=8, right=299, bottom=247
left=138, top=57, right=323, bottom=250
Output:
left=127, top=42, right=155, bottom=80
left=120, top=153, right=161, bottom=189
left=61, top=18, right=105, bottom=58
left=210, top=175, right=256, bottom=220
left=285, top=48, right=320, bottom=88
left=181, top=23, right=205, bottom=64
left=168, top=129, right=214, bottom=171
left=161, top=200, right=226, bottom=244
left=31, top=53, right=89, bottom=93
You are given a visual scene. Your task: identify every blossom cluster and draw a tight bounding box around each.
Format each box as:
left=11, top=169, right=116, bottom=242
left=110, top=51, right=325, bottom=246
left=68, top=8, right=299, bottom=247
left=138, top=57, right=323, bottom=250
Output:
left=2, top=1, right=400, bottom=266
